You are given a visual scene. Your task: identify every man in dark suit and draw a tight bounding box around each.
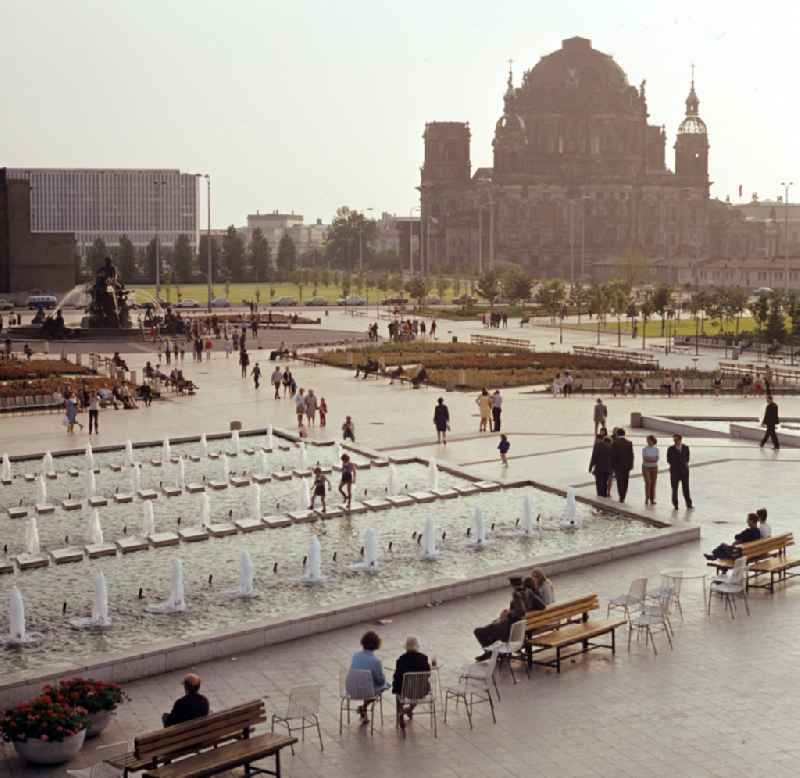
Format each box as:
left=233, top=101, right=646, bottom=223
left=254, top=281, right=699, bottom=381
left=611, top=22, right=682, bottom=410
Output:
left=589, top=435, right=613, bottom=497
left=760, top=395, right=780, bottom=450
left=392, top=636, right=431, bottom=730
left=610, top=428, right=635, bottom=502
left=162, top=674, right=210, bottom=727
left=666, top=434, right=693, bottom=510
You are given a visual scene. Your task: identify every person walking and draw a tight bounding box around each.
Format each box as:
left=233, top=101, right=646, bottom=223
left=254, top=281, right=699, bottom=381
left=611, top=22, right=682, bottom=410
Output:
left=593, top=398, right=608, bottom=435
left=342, top=415, right=355, bottom=442
left=271, top=366, right=282, bottom=399
left=433, top=397, right=450, bottom=444
left=251, top=362, right=261, bottom=389
left=760, top=395, right=780, bottom=450
left=339, top=453, right=356, bottom=509
left=641, top=435, right=660, bottom=505
left=295, top=388, right=306, bottom=427
left=224, top=338, right=233, bottom=359
left=610, top=428, right=634, bottom=502
left=305, top=389, right=318, bottom=427
left=491, top=389, right=503, bottom=431
left=64, top=392, right=82, bottom=433
left=87, top=390, right=100, bottom=435
left=319, top=397, right=328, bottom=428
left=588, top=434, right=612, bottom=497
left=476, top=388, right=492, bottom=432
left=309, top=466, right=332, bottom=513
left=666, top=433, right=693, bottom=510
left=498, top=434, right=510, bottom=466
left=239, top=349, right=249, bottom=379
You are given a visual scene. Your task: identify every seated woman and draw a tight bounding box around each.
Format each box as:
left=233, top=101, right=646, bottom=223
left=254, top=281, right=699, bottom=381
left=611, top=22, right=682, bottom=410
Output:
left=522, top=568, right=555, bottom=609
left=392, top=636, right=431, bottom=730
left=473, top=591, right=527, bottom=661
left=346, top=631, right=390, bottom=724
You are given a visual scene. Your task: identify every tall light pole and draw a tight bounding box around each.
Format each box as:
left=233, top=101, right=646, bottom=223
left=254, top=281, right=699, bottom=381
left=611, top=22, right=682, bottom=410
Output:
left=153, top=177, right=167, bottom=303
left=195, top=174, right=212, bottom=311
left=409, top=206, right=420, bottom=275
left=358, top=207, right=374, bottom=272
left=781, top=181, right=794, bottom=294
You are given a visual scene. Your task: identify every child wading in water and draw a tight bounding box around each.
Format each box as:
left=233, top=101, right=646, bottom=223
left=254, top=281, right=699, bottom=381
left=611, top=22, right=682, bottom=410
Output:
left=319, top=397, right=328, bottom=427
left=339, top=454, right=356, bottom=509
left=309, top=466, right=332, bottom=513
left=498, top=434, right=510, bottom=466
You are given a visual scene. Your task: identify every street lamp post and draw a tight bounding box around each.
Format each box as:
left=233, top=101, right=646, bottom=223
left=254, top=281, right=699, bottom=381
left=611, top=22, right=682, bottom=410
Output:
left=781, top=181, right=794, bottom=294
left=409, top=206, right=420, bottom=275
left=357, top=207, right=374, bottom=273
left=153, top=178, right=167, bottom=303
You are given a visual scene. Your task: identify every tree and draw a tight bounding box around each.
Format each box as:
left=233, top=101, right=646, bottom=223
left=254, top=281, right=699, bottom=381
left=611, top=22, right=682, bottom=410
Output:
left=589, top=282, right=608, bottom=323
left=651, top=284, right=672, bottom=335
left=87, top=238, right=109, bottom=275
left=502, top=266, right=532, bottom=304
left=340, top=273, right=352, bottom=299
left=292, top=270, right=305, bottom=303
left=749, top=293, right=770, bottom=334
left=114, top=235, right=136, bottom=283
left=173, top=234, right=193, bottom=283
left=765, top=293, right=787, bottom=343
left=144, top=238, right=158, bottom=283
left=197, top=234, right=220, bottom=282
left=276, top=233, right=297, bottom=278
left=389, top=274, right=404, bottom=294
left=639, top=291, right=654, bottom=350
left=221, top=226, right=245, bottom=281
left=405, top=276, right=429, bottom=307
left=248, top=228, right=272, bottom=283
left=476, top=269, right=501, bottom=306
left=436, top=276, right=449, bottom=300
left=323, top=206, right=378, bottom=270
left=534, top=279, right=567, bottom=322
left=722, top=286, right=748, bottom=335
left=606, top=279, right=632, bottom=347
left=569, top=281, right=587, bottom=323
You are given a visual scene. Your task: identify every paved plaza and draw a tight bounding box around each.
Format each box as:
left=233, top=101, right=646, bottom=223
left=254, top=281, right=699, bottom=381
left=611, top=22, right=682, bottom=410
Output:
left=2, top=311, right=800, bottom=778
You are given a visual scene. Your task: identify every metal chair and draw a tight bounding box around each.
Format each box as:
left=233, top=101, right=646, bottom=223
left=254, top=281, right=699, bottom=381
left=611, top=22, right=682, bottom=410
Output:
left=66, top=741, right=129, bottom=778
left=397, top=671, right=436, bottom=738
left=340, top=667, right=384, bottom=735
left=607, top=577, right=648, bottom=621
left=708, top=557, right=750, bottom=619
left=493, top=619, right=528, bottom=683
left=271, top=685, right=324, bottom=753
left=627, top=589, right=674, bottom=656
left=444, top=649, right=499, bottom=729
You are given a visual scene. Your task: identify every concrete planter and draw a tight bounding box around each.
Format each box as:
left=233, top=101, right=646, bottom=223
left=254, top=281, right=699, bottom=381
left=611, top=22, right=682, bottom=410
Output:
left=13, top=729, right=86, bottom=765
left=86, top=709, right=114, bottom=738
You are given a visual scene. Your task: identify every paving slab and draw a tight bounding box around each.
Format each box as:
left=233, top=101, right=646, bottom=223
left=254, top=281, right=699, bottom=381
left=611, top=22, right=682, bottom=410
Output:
left=161, top=485, right=182, bottom=497
left=113, top=493, right=134, bottom=504
left=88, top=496, right=108, bottom=507
left=45, top=471, right=58, bottom=480
left=34, top=503, right=55, bottom=514
left=185, top=482, right=206, bottom=493
left=250, top=473, right=271, bottom=484
left=229, top=476, right=251, bottom=488
left=0, top=559, right=14, bottom=574
left=263, top=515, right=292, bottom=529
left=8, top=507, right=27, bottom=519
left=149, top=532, right=180, bottom=547
left=16, top=553, right=49, bottom=570
left=233, top=517, right=265, bottom=532
left=362, top=498, right=392, bottom=510
left=289, top=510, right=316, bottom=524
left=386, top=494, right=415, bottom=507
left=273, top=471, right=293, bottom=481
left=207, top=522, right=238, bottom=537
left=51, top=547, right=85, bottom=564
left=86, top=542, right=118, bottom=559
left=409, top=490, right=437, bottom=503
left=431, top=487, right=459, bottom=499
left=116, top=536, right=150, bottom=553
left=178, top=527, right=209, bottom=542
left=208, top=480, right=228, bottom=491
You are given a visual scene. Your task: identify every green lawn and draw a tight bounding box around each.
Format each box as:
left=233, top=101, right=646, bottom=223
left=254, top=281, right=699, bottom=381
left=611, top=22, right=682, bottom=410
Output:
left=565, top=316, right=759, bottom=338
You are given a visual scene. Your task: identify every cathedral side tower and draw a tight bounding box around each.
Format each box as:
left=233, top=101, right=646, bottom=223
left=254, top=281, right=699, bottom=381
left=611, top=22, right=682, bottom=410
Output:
left=674, top=74, right=709, bottom=195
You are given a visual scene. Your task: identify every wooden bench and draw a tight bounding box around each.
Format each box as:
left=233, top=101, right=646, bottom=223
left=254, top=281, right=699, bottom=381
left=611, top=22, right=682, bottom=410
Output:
left=707, top=533, right=799, bottom=593
left=110, top=699, right=296, bottom=778
left=523, top=594, right=627, bottom=674
left=471, top=333, right=532, bottom=350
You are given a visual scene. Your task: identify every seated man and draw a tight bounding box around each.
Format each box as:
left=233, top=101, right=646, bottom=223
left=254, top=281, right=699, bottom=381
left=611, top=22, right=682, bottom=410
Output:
left=355, top=358, right=379, bottom=378
left=392, top=636, right=431, bottom=730
left=410, top=364, right=428, bottom=388
left=704, top=512, right=761, bottom=560
left=162, top=673, right=209, bottom=727
left=473, top=591, right=526, bottom=661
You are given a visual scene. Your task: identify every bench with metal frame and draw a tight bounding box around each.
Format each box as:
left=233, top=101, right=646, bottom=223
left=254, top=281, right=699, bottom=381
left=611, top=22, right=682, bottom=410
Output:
left=707, top=532, right=799, bottom=593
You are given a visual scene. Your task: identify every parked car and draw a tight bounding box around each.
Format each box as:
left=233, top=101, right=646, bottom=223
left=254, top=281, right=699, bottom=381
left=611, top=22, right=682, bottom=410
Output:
left=452, top=295, right=477, bottom=306
left=423, top=296, right=443, bottom=305
left=210, top=298, right=232, bottom=308
left=271, top=297, right=298, bottom=307
left=382, top=297, right=409, bottom=306
left=348, top=296, right=367, bottom=306
left=0, top=299, right=15, bottom=310
left=26, top=294, right=58, bottom=309
left=175, top=298, right=201, bottom=309
left=304, top=296, right=328, bottom=306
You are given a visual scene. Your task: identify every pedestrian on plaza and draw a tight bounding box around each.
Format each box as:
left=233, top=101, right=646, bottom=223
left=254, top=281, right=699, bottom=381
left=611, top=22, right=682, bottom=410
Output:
left=339, top=453, right=356, bottom=508
left=64, top=392, right=80, bottom=433
left=271, top=366, right=282, bottom=399
left=593, top=398, right=608, bottom=434
left=433, top=397, right=450, bottom=445
left=224, top=339, right=233, bottom=359
left=476, top=388, right=492, bottom=432
left=498, top=434, right=510, bottom=466
left=165, top=340, right=171, bottom=365
left=173, top=341, right=179, bottom=362
left=342, top=415, right=356, bottom=442
left=712, top=373, right=722, bottom=397
left=319, top=397, right=328, bottom=427
left=295, top=388, right=306, bottom=427
left=491, top=389, right=503, bottom=431
left=87, top=389, right=100, bottom=435
left=282, top=368, right=292, bottom=398
left=239, top=349, right=249, bottom=379
left=641, top=435, right=660, bottom=505
left=563, top=371, right=574, bottom=397
left=251, top=362, right=261, bottom=389
left=610, top=428, right=634, bottom=502
left=666, top=433, right=693, bottom=510
left=760, top=395, right=780, bottom=450
left=232, top=331, right=239, bottom=351
left=704, top=513, right=760, bottom=560
left=430, top=320, right=437, bottom=339
left=305, top=389, right=318, bottom=426
left=589, top=434, right=612, bottom=497
left=347, top=631, right=389, bottom=725
left=309, top=466, right=332, bottom=513
left=204, top=337, right=212, bottom=360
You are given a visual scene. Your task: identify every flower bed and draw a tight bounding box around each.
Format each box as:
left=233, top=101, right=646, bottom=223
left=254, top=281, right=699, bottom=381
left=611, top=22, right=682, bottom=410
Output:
left=0, top=359, right=92, bottom=381
left=0, top=376, right=127, bottom=399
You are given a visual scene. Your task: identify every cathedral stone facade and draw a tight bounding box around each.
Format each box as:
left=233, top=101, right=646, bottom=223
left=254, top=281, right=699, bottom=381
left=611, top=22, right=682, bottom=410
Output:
left=419, top=36, right=721, bottom=283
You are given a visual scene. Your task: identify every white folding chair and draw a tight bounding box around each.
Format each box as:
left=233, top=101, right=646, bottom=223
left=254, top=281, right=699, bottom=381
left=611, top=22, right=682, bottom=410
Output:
left=397, top=671, right=436, bottom=738
left=340, top=667, right=383, bottom=735
left=67, top=741, right=129, bottom=778
left=271, top=685, right=324, bottom=753
left=444, top=649, right=499, bottom=729
left=627, top=589, right=674, bottom=656
left=607, top=577, right=648, bottom=621
left=708, top=557, right=750, bottom=619
left=493, top=620, right=528, bottom=683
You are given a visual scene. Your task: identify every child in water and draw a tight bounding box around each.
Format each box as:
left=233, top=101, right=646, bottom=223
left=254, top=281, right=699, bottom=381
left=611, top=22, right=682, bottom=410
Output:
left=498, top=434, right=510, bottom=466
left=309, top=466, right=332, bottom=513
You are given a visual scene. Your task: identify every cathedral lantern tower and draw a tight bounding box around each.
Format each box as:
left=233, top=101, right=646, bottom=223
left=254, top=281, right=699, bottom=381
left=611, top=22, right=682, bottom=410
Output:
left=492, top=63, right=527, bottom=178
left=674, top=72, right=709, bottom=193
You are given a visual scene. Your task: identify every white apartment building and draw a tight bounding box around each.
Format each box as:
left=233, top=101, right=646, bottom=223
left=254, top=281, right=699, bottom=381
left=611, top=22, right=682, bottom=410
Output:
left=245, top=211, right=327, bottom=255
left=6, top=168, right=199, bottom=251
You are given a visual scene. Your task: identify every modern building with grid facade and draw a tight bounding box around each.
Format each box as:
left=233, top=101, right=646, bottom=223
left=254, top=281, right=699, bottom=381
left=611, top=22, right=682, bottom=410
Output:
left=5, top=168, right=198, bottom=252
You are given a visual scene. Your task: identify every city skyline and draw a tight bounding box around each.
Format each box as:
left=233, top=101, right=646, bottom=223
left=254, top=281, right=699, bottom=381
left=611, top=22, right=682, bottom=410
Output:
left=2, top=0, right=799, bottom=228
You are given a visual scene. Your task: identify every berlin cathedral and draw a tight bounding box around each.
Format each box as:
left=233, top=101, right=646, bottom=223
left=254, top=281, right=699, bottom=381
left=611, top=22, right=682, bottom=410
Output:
left=418, top=36, right=760, bottom=284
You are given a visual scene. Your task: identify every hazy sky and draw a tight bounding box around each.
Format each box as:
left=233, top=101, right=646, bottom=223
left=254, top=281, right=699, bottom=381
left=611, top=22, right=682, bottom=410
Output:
left=2, top=0, right=798, bottom=228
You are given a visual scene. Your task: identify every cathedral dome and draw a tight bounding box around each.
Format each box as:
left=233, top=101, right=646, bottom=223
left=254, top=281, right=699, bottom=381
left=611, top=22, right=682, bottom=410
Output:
left=677, top=82, right=707, bottom=135
left=516, top=36, right=640, bottom=115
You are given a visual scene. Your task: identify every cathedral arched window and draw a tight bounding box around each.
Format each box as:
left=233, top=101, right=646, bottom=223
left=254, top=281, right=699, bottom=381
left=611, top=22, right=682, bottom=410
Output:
left=591, top=136, right=600, bottom=155
left=558, top=136, right=564, bottom=154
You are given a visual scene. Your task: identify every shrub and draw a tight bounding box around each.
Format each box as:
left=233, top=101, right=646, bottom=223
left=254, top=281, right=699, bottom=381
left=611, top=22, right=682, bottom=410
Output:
left=0, top=694, right=89, bottom=743
left=53, top=678, right=129, bottom=714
